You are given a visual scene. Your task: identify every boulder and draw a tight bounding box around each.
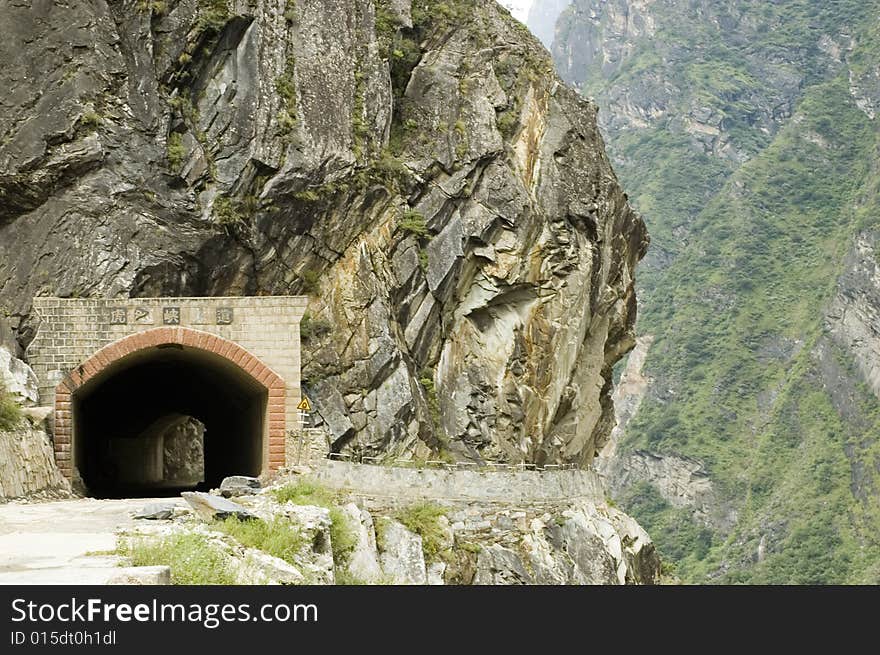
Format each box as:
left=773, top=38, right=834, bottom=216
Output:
left=181, top=492, right=257, bottom=521
left=427, top=562, right=446, bottom=585
left=0, top=347, right=38, bottom=405
left=133, top=503, right=177, bottom=521
left=378, top=519, right=427, bottom=585
left=236, top=549, right=304, bottom=585
left=473, top=544, right=532, bottom=585
left=341, top=503, right=383, bottom=583
left=219, top=475, right=262, bottom=498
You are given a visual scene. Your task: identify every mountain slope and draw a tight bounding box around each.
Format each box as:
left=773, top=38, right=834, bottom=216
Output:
left=545, top=0, right=880, bottom=582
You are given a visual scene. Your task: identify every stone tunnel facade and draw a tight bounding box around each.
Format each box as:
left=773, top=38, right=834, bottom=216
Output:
left=27, top=297, right=307, bottom=486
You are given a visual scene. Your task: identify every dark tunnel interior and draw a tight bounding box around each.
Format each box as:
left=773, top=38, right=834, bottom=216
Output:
left=73, top=345, right=266, bottom=498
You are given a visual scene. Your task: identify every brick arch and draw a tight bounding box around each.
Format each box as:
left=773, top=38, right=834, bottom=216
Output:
left=53, top=326, right=287, bottom=479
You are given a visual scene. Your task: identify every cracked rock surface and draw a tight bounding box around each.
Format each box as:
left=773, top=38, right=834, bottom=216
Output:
left=0, top=0, right=646, bottom=466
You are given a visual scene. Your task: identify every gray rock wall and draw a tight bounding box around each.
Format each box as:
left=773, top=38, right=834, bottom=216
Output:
left=827, top=230, right=880, bottom=400
left=0, top=0, right=646, bottom=468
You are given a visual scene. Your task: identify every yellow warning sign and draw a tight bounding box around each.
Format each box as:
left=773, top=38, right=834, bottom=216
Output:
left=297, top=397, right=312, bottom=412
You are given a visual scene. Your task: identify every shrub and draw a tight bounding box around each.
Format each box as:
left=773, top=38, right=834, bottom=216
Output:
left=299, top=270, right=321, bottom=295
left=79, top=111, right=102, bottom=130
left=0, top=383, right=22, bottom=432
left=300, top=312, right=331, bottom=342
left=418, top=367, right=441, bottom=429
left=399, top=209, right=428, bottom=236
left=195, top=0, right=230, bottom=33
left=328, top=507, right=357, bottom=566
left=394, top=502, right=448, bottom=562
left=166, top=131, right=186, bottom=170
left=272, top=479, right=337, bottom=507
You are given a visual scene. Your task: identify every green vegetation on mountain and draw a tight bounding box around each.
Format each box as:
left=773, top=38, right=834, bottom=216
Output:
left=551, top=0, right=880, bottom=582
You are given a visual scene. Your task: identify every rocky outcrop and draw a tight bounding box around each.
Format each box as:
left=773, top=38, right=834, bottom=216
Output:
left=0, top=347, right=39, bottom=405
left=154, top=414, right=205, bottom=485
left=597, top=335, right=731, bottom=530
left=468, top=502, right=657, bottom=584
left=826, top=230, right=880, bottom=400
left=134, top=474, right=660, bottom=584
left=0, top=0, right=646, bottom=468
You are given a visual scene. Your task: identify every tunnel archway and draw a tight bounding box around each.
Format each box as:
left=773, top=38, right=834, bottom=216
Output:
left=55, top=328, right=286, bottom=498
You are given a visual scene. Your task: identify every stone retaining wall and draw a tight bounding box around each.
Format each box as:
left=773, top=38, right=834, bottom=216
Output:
left=309, top=460, right=606, bottom=506
left=0, top=425, right=70, bottom=501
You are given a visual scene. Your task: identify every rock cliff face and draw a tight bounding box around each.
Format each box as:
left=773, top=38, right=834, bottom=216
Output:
left=0, top=0, right=646, bottom=466
left=826, top=231, right=880, bottom=400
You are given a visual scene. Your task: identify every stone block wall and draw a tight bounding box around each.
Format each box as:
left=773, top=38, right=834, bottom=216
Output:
left=27, top=297, right=307, bottom=478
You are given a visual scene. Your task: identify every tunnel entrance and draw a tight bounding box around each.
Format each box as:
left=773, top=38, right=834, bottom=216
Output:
left=71, top=344, right=268, bottom=498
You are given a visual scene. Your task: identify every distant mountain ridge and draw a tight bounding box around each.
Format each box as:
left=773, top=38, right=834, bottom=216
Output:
left=540, top=0, right=880, bottom=583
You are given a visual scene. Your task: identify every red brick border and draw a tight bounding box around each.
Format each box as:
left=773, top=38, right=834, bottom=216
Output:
left=54, top=327, right=287, bottom=479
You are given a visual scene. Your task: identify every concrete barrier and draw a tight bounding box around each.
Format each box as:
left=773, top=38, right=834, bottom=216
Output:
left=309, top=459, right=606, bottom=505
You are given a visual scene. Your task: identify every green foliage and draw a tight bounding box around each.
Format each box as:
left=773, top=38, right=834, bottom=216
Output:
left=393, top=502, right=449, bottom=562
left=117, top=533, right=236, bottom=585
left=411, top=0, right=472, bottom=33
left=78, top=111, right=103, bottom=130
left=351, top=70, right=369, bottom=160
left=272, top=479, right=337, bottom=507
left=300, top=311, right=331, bottom=343
left=496, top=109, right=519, bottom=139
left=299, top=269, right=321, bottom=295
left=283, top=0, right=297, bottom=23
left=274, top=52, right=298, bottom=138
left=0, top=383, right=22, bottom=432
left=328, top=507, right=357, bottom=566
left=619, top=483, right=714, bottom=564
left=195, top=0, right=230, bottom=33
left=166, top=131, right=186, bottom=170
left=167, top=93, right=200, bottom=125
left=213, top=195, right=260, bottom=225
left=270, top=480, right=355, bottom=568
left=567, top=0, right=880, bottom=583
left=214, top=516, right=304, bottom=564
left=137, top=0, right=167, bottom=14
left=398, top=209, right=428, bottom=236
left=419, top=367, right=441, bottom=430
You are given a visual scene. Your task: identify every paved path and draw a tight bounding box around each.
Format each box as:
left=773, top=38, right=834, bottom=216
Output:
left=0, top=497, right=183, bottom=584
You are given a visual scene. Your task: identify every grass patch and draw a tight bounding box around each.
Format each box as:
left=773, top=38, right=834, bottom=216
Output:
left=214, top=516, right=304, bottom=565
left=394, top=502, right=449, bottom=562
left=398, top=209, right=428, bottom=236
left=78, top=111, right=102, bottom=130
left=328, top=507, right=357, bottom=566
left=271, top=479, right=337, bottom=507
left=117, top=533, right=236, bottom=585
